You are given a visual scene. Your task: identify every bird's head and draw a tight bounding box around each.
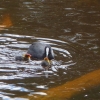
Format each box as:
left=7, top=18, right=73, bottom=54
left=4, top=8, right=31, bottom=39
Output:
left=41, top=57, right=51, bottom=70
left=44, top=57, right=51, bottom=65
left=23, top=54, right=31, bottom=61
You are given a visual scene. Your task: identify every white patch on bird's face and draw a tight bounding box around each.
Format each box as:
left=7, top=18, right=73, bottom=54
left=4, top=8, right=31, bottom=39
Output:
left=46, top=47, right=49, bottom=57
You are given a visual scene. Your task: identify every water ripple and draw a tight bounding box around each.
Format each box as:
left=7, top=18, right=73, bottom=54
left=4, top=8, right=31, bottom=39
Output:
left=0, top=33, right=76, bottom=97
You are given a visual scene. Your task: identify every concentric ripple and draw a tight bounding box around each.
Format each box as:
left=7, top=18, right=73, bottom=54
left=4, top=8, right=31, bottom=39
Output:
left=0, top=33, right=76, bottom=98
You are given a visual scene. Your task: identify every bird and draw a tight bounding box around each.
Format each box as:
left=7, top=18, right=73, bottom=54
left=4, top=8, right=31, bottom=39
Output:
left=27, top=42, right=54, bottom=60
left=15, top=54, right=31, bottom=61
left=15, top=42, right=54, bottom=69
left=41, top=57, right=52, bottom=70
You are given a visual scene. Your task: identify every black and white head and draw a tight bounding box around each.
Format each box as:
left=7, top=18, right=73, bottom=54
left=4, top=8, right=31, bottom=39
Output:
left=45, top=46, right=54, bottom=60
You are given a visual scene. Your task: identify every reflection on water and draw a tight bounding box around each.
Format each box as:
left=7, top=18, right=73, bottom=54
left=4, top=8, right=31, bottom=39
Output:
left=0, top=0, right=100, bottom=100
left=0, top=33, right=76, bottom=99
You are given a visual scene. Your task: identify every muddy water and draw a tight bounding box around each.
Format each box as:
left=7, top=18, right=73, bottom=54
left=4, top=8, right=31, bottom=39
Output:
left=0, top=0, right=100, bottom=100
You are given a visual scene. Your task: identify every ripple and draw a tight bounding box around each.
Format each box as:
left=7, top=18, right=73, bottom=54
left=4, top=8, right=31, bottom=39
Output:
left=36, top=85, right=48, bottom=89
left=53, top=47, right=72, bottom=58
left=32, top=92, right=47, bottom=96
left=0, top=33, right=76, bottom=97
left=0, top=95, right=28, bottom=100
left=7, top=44, right=29, bottom=49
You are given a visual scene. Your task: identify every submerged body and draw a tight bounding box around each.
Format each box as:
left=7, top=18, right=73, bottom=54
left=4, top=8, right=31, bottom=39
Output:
left=27, top=42, right=54, bottom=60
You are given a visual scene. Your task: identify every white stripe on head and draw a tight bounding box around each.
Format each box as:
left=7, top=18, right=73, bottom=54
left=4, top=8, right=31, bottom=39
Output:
left=46, top=47, right=49, bottom=57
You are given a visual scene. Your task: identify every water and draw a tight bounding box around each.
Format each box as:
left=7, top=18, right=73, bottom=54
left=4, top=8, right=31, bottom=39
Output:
left=0, top=0, right=100, bottom=100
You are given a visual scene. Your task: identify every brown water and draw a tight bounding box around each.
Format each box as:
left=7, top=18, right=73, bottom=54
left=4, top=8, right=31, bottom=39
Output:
left=0, top=0, right=100, bottom=100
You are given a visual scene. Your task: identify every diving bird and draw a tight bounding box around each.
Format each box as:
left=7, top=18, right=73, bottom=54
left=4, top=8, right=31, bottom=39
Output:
left=27, top=42, right=54, bottom=60
left=15, top=42, right=54, bottom=68
left=26, top=42, right=54, bottom=68
left=27, top=42, right=54, bottom=67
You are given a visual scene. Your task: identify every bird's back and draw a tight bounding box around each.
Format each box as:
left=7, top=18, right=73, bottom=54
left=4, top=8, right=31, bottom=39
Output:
left=27, top=42, right=50, bottom=60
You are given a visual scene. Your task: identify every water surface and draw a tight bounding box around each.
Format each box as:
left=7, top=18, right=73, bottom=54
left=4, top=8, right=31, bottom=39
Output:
left=0, top=0, right=100, bottom=100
